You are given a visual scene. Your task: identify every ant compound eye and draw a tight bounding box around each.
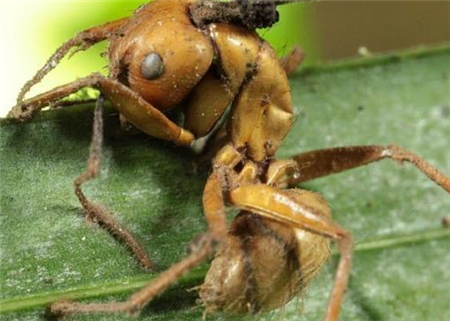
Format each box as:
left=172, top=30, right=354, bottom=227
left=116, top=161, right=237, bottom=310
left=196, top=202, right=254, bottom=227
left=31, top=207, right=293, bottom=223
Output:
left=141, top=52, right=164, bottom=80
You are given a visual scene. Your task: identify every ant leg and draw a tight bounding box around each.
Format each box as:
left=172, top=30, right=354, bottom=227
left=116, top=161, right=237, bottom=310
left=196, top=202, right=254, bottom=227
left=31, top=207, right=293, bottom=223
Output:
left=51, top=245, right=210, bottom=316
left=74, top=96, right=152, bottom=269
left=50, top=170, right=228, bottom=317
left=229, top=184, right=353, bottom=321
left=16, top=17, right=128, bottom=105
left=280, top=46, right=306, bottom=76
left=290, top=145, right=450, bottom=194
left=443, top=217, right=450, bottom=227
left=48, top=98, right=99, bottom=110
left=8, top=73, right=194, bottom=146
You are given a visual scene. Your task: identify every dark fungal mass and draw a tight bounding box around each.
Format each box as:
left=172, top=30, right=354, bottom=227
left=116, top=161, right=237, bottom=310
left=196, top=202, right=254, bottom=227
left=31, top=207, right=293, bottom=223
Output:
left=237, top=0, right=279, bottom=29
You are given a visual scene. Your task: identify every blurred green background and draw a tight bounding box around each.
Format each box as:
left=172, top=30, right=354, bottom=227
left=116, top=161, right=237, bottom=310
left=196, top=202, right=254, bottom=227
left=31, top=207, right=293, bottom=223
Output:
left=0, top=0, right=449, bottom=116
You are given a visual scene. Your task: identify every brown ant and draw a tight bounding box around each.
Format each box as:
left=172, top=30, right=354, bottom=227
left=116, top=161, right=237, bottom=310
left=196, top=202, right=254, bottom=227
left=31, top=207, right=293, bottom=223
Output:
left=7, top=1, right=450, bottom=320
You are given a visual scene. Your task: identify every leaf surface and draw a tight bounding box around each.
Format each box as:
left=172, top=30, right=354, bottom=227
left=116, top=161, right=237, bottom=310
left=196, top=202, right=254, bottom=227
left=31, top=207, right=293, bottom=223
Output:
left=1, top=46, right=450, bottom=321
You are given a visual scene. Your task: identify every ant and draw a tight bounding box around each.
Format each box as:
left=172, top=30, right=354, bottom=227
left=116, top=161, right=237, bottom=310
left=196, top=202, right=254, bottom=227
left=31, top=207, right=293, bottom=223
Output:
left=7, top=1, right=450, bottom=320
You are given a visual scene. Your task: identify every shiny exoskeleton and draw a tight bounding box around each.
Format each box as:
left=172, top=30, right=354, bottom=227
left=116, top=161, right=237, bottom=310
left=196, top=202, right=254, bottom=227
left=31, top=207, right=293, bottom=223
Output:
left=8, top=1, right=450, bottom=320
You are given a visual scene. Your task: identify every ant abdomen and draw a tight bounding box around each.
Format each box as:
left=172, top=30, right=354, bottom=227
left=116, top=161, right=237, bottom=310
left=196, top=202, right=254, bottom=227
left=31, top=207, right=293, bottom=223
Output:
left=200, top=190, right=331, bottom=314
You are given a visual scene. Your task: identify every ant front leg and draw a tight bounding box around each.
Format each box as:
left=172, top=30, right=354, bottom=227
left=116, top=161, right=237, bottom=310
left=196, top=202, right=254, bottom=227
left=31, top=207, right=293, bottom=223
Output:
left=16, top=17, right=128, bottom=105
left=8, top=73, right=194, bottom=146
left=289, top=145, right=450, bottom=194
left=74, top=96, right=152, bottom=269
left=50, top=169, right=228, bottom=317
left=229, top=184, right=353, bottom=321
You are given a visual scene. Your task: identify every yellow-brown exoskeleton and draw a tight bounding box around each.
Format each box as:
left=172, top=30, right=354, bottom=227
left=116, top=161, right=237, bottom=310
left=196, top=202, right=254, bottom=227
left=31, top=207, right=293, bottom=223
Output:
left=7, top=1, right=450, bottom=320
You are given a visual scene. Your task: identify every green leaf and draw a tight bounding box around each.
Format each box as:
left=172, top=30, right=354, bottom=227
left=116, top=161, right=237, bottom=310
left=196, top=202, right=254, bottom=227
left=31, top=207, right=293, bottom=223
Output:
left=1, top=45, right=450, bottom=321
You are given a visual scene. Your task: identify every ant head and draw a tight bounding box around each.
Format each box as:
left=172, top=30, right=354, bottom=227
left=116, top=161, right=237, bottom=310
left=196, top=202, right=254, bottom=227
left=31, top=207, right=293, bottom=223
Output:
left=109, top=1, right=213, bottom=111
